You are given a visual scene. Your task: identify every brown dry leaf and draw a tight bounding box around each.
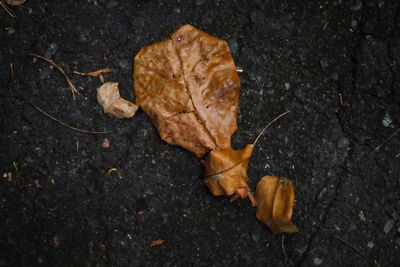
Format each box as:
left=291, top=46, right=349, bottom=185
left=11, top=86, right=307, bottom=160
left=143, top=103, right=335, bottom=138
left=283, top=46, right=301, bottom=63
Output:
left=134, top=24, right=240, bottom=157
left=255, top=176, right=298, bottom=234
left=5, top=0, right=26, bottom=6
left=97, top=82, right=138, bottom=118
left=150, top=239, right=164, bottom=246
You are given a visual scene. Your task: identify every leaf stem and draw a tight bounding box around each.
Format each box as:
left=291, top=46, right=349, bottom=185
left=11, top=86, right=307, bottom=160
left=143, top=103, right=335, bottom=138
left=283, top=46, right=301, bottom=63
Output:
left=253, top=110, right=290, bottom=146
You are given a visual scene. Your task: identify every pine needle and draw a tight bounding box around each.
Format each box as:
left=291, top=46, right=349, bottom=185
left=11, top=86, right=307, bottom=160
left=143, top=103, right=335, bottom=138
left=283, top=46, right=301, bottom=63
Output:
left=372, top=127, right=400, bottom=153
left=29, top=53, right=79, bottom=100
left=0, top=1, right=15, bottom=17
left=30, top=102, right=111, bottom=134
left=9, top=63, right=14, bottom=92
left=332, top=235, right=377, bottom=265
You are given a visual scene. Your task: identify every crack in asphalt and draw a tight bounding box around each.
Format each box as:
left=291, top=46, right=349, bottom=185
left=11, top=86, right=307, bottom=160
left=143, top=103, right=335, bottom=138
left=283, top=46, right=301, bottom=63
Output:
left=387, top=4, right=400, bottom=101
left=296, top=117, right=350, bottom=267
left=296, top=3, right=366, bottom=266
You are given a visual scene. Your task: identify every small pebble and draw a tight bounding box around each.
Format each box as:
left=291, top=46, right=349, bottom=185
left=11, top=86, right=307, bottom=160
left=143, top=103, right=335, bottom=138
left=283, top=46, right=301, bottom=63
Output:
left=382, top=114, right=392, bottom=127
left=349, top=223, right=357, bottom=231
left=295, top=245, right=308, bottom=254
left=119, top=59, right=131, bottom=71
left=317, top=187, right=327, bottom=200
left=106, top=0, right=118, bottom=8
left=196, top=0, right=206, bottom=5
left=144, top=188, right=154, bottom=196
left=351, top=19, right=358, bottom=28
left=352, top=1, right=362, bottom=11
left=330, top=72, right=339, bottom=81
left=338, top=137, right=350, bottom=149
left=320, top=58, right=329, bottom=69
left=284, top=82, right=291, bottom=90
left=44, top=43, right=58, bottom=58
left=53, top=235, right=60, bottom=248
left=251, top=231, right=261, bottom=242
left=383, top=219, right=394, bottom=234
left=359, top=211, right=366, bottom=222
left=265, top=89, right=275, bottom=95
left=313, top=257, right=323, bottom=266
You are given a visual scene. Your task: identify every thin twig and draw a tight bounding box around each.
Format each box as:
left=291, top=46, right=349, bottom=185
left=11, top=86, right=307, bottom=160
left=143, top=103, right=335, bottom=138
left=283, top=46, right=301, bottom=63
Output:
left=229, top=186, right=258, bottom=207
left=0, top=1, right=15, bottom=17
left=9, top=63, right=14, bottom=92
left=28, top=53, right=79, bottom=100
left=332, top=235, right=377, bottom=265
left=30, top=102, right=111, bottom=134
left=253, top=110, right=290, bottom=145
left=372, top=127, right=400, bottom=153
left=246, top=188, right=258, bottom=207
left=73, top=67, right=112, bottom=77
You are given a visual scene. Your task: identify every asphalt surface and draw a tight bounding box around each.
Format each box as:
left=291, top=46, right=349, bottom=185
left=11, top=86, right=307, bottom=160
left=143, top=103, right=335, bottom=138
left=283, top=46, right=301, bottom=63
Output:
left=1, top=0, right=399, bottom=266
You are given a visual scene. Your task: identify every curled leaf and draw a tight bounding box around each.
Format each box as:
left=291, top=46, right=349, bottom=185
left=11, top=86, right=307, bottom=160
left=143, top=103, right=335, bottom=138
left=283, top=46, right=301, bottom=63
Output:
left=134, top=24, right=240, bottom=157
left=202, top=144, right=257, bottom=206
left=97, top=82, right=138, bottom=118
left=255, top=176, right=298, bottom=234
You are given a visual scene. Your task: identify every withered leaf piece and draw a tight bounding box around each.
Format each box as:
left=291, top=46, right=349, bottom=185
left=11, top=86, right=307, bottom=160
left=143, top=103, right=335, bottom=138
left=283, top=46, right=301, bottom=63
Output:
left=202, top=144, right=257, bottom=206
left=97, top=82, right=138, bottom=118
left=150, top=239, right=164, bottom=246
left=256, top=176, right=298, bottom=234
left=134, top=24, right=240, bottom=157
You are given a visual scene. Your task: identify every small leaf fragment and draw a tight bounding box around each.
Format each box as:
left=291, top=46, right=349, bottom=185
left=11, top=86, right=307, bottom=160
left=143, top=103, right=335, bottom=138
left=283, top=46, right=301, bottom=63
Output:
left=255, top=176, right=298, bottom=234
left=97, top=82, right=138, bottom=118
left=5, top=27, right=15, bottom=35
left=136, top=197, right=148, bottom=215
left=101, top=138, right=110, bottom=148
left=5, top=0, right=26, bottom=6
left=150, top=239, right=164, bottom=246
left=106, top=168, right=117, bottom=175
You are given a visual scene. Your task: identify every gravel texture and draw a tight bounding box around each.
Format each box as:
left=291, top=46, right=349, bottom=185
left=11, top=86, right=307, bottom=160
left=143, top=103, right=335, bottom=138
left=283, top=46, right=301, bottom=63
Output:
left=1, top=0, right=399, bottom=266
